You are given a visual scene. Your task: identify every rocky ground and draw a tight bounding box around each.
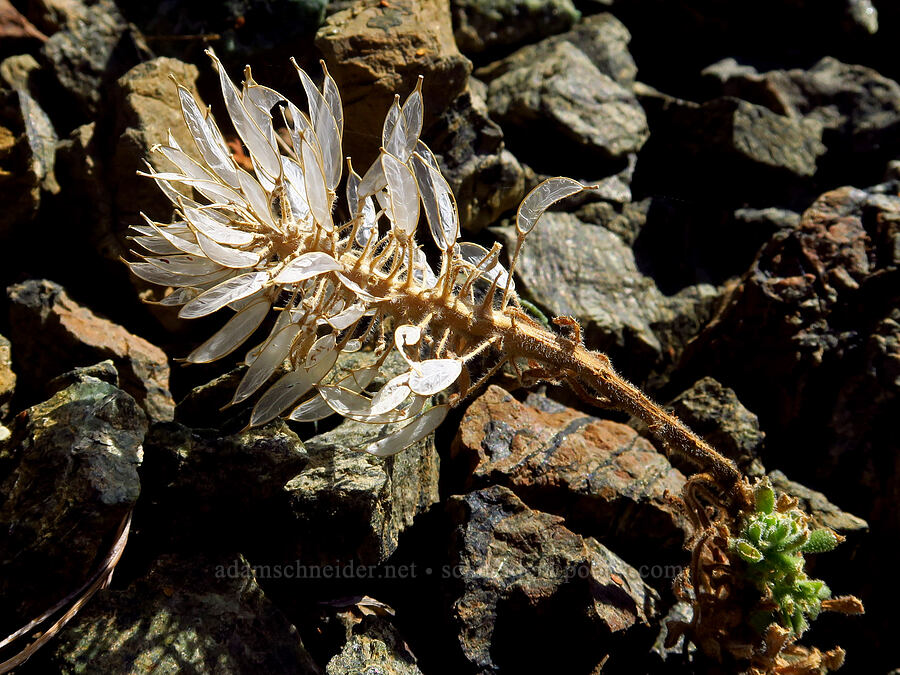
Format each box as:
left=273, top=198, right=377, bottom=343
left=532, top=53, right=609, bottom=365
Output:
left=0, top=0, right=897, bottom=673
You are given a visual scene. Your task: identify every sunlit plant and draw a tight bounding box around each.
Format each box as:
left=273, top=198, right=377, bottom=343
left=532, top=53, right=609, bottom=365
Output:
left=125, top=51, right=863, bottom=673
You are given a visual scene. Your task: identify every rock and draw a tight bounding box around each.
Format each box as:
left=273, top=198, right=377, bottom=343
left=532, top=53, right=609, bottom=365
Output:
left=702, top=56, right=900, bottom=186
left=451, top=0, right=579, bottom=56
left=48, top=553, right=319, bottom=674
left=285, top=414, right=440, bottom=565
left=427, top=80, right=524, bottom=231
left=768, top=470, right=868, bottom=540
left=326, top=616, right=424, bottom=675
left=38, top=0, right=151, bottom=121
left=733, top=206, right=801, bottom=232
left=0, top=334, right=14, bottom=417
left=316, top=0, right=471, bottom=169
left=53, top=122, right=115, bottom=260
left=0, top=379, right=146, bottom=622
left=446, top=485, right=660, bottom=673
left=453, top=385, right=688, bottom=564
left=111, top=57, right=202, bottom=259
left=664, top=377, right=766, bottom=477
left=0, top=94, right=51, bottom=238
left=139, top=420, right=309, bottom=548
left=493, top=212, right=720, bottom=376
left=0, top=0, right=48, bottom=42
left=476, top=13, right=638, bottom=88
left=47, top=359, right=120, bottom=393
left=636, top=89, right=826, bottom=204
left=16, top=87, right=57, bottom=192
left=6, top=279, right=175, bottom=422
left=0, top=53, right=41, bottom=91
left=485, top=40, right=648, bottom=170
left=576, top=196, right=650, bottom=246
left=678, top=185, right=894, bottom=433
left=121, top=0, right=326, bottom=64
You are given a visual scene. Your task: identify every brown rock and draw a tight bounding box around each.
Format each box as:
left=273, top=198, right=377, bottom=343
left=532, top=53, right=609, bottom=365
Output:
left=111, top=57, right=202, bottom=259
left=316, top=0, right=471, bottom=169
left=6, top=279, right=174, bottom=422
left=447, top=485, right=659, bottom=672
left=452, top=385, right=688, bottom=563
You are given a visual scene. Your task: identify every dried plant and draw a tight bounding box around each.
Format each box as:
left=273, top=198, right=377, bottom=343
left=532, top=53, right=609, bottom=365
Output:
left=124, top=51, right=862, bottom=672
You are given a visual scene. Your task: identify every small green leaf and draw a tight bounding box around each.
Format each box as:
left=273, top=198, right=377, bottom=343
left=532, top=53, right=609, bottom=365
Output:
left=733, top=539, right=764, bottom=563
left=801, top=529, right=840, bottom=554
left=756, top=483, right=775, bottom=514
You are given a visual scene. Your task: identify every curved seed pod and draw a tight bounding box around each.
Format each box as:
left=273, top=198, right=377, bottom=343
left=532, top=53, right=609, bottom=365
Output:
left=516, top=177, right=587, bottom=236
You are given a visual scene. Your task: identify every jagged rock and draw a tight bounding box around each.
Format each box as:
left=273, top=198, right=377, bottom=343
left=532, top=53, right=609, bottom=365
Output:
left=664, top=377, right=766, bottom=477
left=0, top=378, right=146, bottom=622
left=476, top=13, right=638, bottom=88
left=285, top=415, right=440, bottom=565
left=428, top=80, right=524, bottom=231
left=48, top=553, right=319, bottom=674
left=446, top=485, right=660, bottom=673
left=702, top=56, right=900, bottom=185
left=110, top=57, right=202, bottom=260
left=6, top=279, right=175, bottom=422
left=453, top=385, right=688, bottom=564
left=46, top=359, right=120, bottom=393
left=451, top=0, right=579, bottom=56
left=636, top=88, right=826, bottom=203
left=38, top=0, right=151, bottom=121
left=0, top=334, right=13, bottom=417
left=576, top=196, right=650, bottom=246
left=493, top=211, right=720, bottom=375
left=733, top=206, right=801, bottom=233
left=485, top=40, right=647, bottom=170
left=679, top=184, right=895, bottom=432
left=138, top=421, right=308, bottom=554
left=326, top=616, right=424, bottom=675
left=316, top=0, right=472, bottom=169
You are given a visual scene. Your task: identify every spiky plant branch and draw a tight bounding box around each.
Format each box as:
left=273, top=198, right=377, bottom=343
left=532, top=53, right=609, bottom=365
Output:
left=120, top=50, right=861, bottom=672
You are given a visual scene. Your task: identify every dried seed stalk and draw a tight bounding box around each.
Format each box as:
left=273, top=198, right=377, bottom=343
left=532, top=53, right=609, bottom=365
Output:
left=125, top=52, right=860, bottom=672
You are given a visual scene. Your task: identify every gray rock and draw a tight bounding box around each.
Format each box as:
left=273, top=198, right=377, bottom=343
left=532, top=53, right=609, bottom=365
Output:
left=576, top=196, right=650, bottom=245
left=286, top=414, right=440, bottom=565
left=50, top=553, right=319, bottom=674
left=453, top=385, right=689, bottom=564
left=39, top=0, right=152, bottom=120
left=326, top=617, right=424, bottom=675
left=733, top=206, right=801, bottom=234
left=0, top=379, right=146, bottom=621
left=143, top=420, right=308, bottom=508
left=477, top=13, right=638, bottom=88
left=486, top=41, right=648, bottom=163
left=0, top=334, right=14, bottom=418
left=429, top=81, right=524, bottom=231
left=666, top=377, right=766, bottom=477
left=47, top=359, right=120, bottom=393
left=446, top=485, right=660, bottom=673
left=451, top=0, right=580, bottom=55
left=493, top=211, right=719, bottom=374
left=702, top=56, right=900, bottom=185
left=6, top=279, right=175, bottom=423
left=16, top=88, right=57, bottom=193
